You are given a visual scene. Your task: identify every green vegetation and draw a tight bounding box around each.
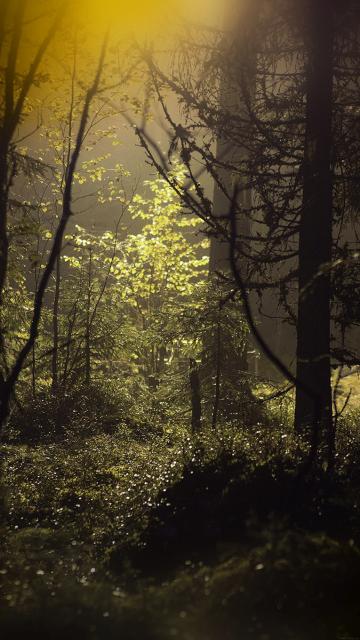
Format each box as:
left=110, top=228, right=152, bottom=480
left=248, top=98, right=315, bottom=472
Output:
left=2, top=2, right=360, bottom=639
left=1, top=139, right=360, bottom=640
left=2, top=405, right=360, bottom=639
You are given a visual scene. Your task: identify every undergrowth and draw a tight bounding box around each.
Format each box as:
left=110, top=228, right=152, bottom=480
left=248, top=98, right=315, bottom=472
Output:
left=1, top=394, right=360, bottom=640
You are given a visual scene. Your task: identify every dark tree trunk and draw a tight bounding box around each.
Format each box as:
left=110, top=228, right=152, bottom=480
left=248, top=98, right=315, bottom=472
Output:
left=207, top=0, right=258, bottom=401
left=85, top=249, right=92, bottom=386
left=295, top=0, right=335, bottom=467
left=189, top=358, right=202, bottom=433
left=0, top=1, right=66, bottom=427
left=51, top=254, right=61, bottom=392
left=0, top=155, right=9, bottom=307
left=0, top=0, right=25, bottom=306
left=211, top=316, right=222, bottom=429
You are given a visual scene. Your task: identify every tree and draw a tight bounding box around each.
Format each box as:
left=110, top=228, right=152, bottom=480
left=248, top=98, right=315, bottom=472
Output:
left=0, top=1, right=72, bottom=301
left=133, top=0, right=360, bottom=468
left=207, top=0, right=258, bottom=415
left=294, top=0, right=334, bottom=462
left=0, top=1, right=108, bottom=428
left=113, top=168, right=209, bottom=407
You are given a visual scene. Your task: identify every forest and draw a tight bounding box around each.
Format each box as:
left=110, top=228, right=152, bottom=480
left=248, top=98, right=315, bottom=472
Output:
left=1, top=0, right=360, bottom=638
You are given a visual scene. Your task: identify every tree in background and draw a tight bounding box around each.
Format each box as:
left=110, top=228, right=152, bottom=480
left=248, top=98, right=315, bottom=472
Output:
left=0, top=0, right=108, bottom=429
left=109, top=168, right=210, bottom=425
left=134, top=0, right=360, bottom=470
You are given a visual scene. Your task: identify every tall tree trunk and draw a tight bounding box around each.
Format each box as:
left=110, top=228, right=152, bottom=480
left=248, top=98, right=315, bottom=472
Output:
left=206, top=0, right=258, bottom=409
left=51, top=254, right=61, bottom=392
left=295, top=0, right=335, bottom=467
left=0, top=155, right=10, bottom=308
left=0, top=0, right=25, bottom=306
left=31, top=345, right=36, bottom=397
left=211, top=313, right=222, bottom=429
left=85, top=248, right=92, bottom=386
left=190, top=358, right=202, bottom=432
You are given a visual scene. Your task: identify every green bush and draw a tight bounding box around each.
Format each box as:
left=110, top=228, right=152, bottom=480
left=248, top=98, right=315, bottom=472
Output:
left=6, top=381, right=134, bottom=444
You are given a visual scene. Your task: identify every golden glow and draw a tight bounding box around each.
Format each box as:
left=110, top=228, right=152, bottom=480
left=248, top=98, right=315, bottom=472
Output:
left=9, top=0, right=184, bottom=94
left=6, top=0, right=224, bottom=103
left=69, top=0, right=177, bottom=37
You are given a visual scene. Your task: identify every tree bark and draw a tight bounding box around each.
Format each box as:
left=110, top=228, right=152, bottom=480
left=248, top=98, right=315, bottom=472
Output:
left=207, top=0, right=258, bottom=404
left=295, top=0, right=335, bottom=466
left=190, top=358, right=202, bottom=433
left=85, top=248, right=92, bottom=386
left=211, top=314, right=222, bottom=429
left=51, top=254, right=61, bottom=392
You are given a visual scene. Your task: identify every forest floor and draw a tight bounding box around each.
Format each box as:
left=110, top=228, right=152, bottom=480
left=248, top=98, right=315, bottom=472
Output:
left=1, top=394, right=360, bottom=640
